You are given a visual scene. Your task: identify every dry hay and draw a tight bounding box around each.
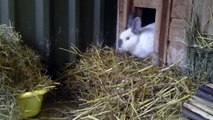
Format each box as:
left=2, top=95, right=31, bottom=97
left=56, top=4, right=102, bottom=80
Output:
left=0, top=78, right=20, bottom=120
left=62, top=45, right=204, bottom=120
left=0, top=24, right=53, bottom=119
left=186, top=10, right=213, bottom=82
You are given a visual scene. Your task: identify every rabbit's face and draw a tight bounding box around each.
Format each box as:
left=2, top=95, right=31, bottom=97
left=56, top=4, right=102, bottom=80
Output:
left=118, top=17, right=142, bottom=52
left=118, top=28, right=138, bottom=52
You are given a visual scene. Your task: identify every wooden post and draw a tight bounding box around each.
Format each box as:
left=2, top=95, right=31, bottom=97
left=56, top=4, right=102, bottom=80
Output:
left=158, top=0, right=172, bottom=66
left=116, top=0, right=132, bottom=50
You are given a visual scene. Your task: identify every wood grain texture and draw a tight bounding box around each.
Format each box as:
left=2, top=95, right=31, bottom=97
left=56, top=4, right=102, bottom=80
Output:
left=133, top=0, right=161, bottom=8
left=171, top=0, right=192, bottom=20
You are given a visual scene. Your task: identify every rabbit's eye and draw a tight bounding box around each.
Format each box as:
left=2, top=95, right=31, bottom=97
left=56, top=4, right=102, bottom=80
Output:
left=126, top=37, right=130, bottom=41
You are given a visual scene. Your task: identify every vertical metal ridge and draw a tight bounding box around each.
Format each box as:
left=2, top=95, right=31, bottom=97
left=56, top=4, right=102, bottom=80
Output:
left=35, top=0, right=50, bottom=59
left=35, top=0, right=44, bottom=45
left=93, top=0, right=104, bottom=45
left=1, top=0, right=15, bottom=25
left=68, top=0, right=79, bottom=61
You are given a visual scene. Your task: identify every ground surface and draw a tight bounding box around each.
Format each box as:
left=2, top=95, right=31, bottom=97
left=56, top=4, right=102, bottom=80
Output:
left=26, top=88, right=78, bottom=120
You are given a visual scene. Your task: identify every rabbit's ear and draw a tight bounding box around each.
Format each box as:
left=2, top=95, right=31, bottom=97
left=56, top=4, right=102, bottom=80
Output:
left=131, top=17, right=142, bottom=34
left=127, top=12, right=135, bottom=28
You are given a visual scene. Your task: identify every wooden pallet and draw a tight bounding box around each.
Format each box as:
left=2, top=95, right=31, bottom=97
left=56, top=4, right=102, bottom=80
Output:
left=182, top=83, right=213, bottom=120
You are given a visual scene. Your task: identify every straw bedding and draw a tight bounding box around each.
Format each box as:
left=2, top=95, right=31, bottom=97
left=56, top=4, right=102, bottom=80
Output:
left=62, top=46, right=203, bottom=120
left=0, top=25, right=53, bottom=119
left=187, top=12, right=213, bottom=83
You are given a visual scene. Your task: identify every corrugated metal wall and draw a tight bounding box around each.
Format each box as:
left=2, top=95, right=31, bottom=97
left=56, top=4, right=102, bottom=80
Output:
left=0, top=0, right=118, bottom=73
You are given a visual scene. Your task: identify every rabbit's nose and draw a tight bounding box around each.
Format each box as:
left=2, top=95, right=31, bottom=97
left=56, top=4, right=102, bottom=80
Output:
left=118, top=39, right=122, bottom=48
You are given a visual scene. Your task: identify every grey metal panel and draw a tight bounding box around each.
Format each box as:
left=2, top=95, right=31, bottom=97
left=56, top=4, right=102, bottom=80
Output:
left=103, top=0, right=117, bottom=46
left=15, top=0, right=36, bottom=47
left=35, top=0, right=50, bottom=59
left=68, top=0, right=79, bottom=61
left=15, top=0, right=51, bottom=63
left=51, top=0, right=80, bottom=69
left=0, top=0, right=15, bottom=25
left=0, top=0, right=117, bottom=73
left=93, top=0, right=104, bottom=45
left=79, top=0, right=94, bottom=51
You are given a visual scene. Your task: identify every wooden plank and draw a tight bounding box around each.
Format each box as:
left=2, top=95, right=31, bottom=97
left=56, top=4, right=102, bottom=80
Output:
left=151, top=0, right=162, bottom=65
left=148, top=0, right=172, bottom=66
left=188, top=98, right=213, bottom=115
left=182, top=107, right=207, bottom=120
left=158, top=0, right=172, bottom=66
left=183, top=102, right=213, bottom=119
left=118, top=0, right=130, bottom=33
left=192, top=96, right=213, bottom=109
left=133, top=0, right=162, bottom=9
left=179, top=117, right=191, bottom=120
left=116, top=0, right=133, bottom=49
left=116, top=0, right=120, bottom=49
left=171, top=0, right=192, bottom=20
left=194, top=0, right=213, bottom=34
left=166, top=40, right=186, bottom=70
left=166, top=18, right=187, bottom=70
left=168, top=19, right=187, bottom=42
left=196, top=89, right=213, bottom=102
left=206, top=83, right=213, bottom=89
left=117, top=0, right=128, bottom=49
left=199, top=84, right=213, bottom=96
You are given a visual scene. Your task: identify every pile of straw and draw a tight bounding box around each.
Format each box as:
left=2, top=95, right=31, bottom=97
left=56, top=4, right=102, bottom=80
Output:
left=0, top=81, right=21, bottom=119
left=0, top=25, right=53, bottom=119
left=63, top=46, right=203, bottom=119
left=187, top=12, right=213, bottom=82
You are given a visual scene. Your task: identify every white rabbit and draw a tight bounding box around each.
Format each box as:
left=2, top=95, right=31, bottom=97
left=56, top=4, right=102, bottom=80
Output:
left=118, top=16, right=155, bottom=58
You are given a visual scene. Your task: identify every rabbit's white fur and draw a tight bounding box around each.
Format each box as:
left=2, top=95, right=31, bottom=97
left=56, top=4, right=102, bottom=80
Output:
left=118, top=17, right=155, bottom=58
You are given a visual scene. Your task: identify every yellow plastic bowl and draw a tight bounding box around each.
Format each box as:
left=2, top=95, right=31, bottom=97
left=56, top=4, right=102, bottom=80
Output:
left=18, top=88, right=49, bottom=118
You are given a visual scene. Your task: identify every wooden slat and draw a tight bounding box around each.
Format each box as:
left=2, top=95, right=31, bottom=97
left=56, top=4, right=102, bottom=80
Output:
left=179, top=116, right=191, bottom=120
left=196, top=89, right=213, bottom=102
left=171, top=0, right=192, bottom=20
left=133, top=0, right=162, bottom=9
left=146, top=0, right=171, bottom=66
left=206, top=83, right=213, bottom=89
left=183, top=102, right=213, bottom=119
left=188, top=98, right=213, bottom=115
left=116, top=0, right=133, bottom=50
left=182, top=107, right=207, bottom=120
left=199, top=84, right=213, bottom=96
left=158, top=0, right=172, bottom=66
left=192, top=96, right=213, bottom=109
left=151, top=0, right=162, bottom=65
left=182, top=84, right=213, bottom=119
left=118, top=0, right=130, bottom=33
